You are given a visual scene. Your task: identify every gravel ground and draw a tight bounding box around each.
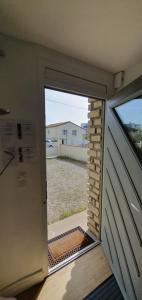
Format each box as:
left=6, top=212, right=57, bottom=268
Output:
left=46, top=157, right=88, bottom=224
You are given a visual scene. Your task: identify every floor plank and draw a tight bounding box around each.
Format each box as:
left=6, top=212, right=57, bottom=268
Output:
left=17, top=245, right=111, bottom=300
left=48, top=210, right=87, bottom=240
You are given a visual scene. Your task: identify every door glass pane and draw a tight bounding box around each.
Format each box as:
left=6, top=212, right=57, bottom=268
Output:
left=115, top=98, right=142, bottom=162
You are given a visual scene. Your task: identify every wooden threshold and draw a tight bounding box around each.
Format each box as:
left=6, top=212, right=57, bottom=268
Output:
left=17, top=245, right=112, bottom=300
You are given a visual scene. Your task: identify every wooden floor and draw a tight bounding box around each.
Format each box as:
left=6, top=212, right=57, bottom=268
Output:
left=17, top=245, right=112, bottom=300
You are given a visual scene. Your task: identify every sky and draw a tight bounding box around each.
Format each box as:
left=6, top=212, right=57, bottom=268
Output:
left=116, top=99, right=142, bottom=126
left=45, top=90, right=142, bottom=127
left=45, top=88, right=88, bottom=126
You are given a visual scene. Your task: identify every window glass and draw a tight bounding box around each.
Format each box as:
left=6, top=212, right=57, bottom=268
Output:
left=63, top=129, right=67, bottom=135
left=72, top=130, right=77, bottom=136
left=115, top=98, right=142, bottom=161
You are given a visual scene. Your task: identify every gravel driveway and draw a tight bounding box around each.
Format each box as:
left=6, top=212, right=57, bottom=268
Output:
left=46, top=158, right=88, bottom=224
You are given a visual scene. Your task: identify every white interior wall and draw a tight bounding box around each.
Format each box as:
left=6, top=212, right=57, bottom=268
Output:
left=0, top=33, right=113, bottom=296
left=0, top=34, right=48, bottom=295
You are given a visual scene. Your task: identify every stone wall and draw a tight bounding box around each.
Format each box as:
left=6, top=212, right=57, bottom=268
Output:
left=87, top=98, right=104, bottom=239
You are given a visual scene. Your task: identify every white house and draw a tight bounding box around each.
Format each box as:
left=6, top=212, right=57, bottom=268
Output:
left=46, top=121, right=87, bottom=145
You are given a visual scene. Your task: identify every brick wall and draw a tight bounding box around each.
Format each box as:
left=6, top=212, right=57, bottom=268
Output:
left=87, top=98, right=104, bottom=239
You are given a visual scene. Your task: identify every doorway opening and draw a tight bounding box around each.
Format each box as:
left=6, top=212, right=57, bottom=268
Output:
left=45, top=88, right=99, bottom=273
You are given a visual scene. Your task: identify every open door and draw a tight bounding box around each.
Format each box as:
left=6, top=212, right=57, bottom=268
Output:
left=101, top=76, right=142, bottom=300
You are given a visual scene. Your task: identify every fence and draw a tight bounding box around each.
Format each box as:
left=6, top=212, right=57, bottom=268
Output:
left=46, top=142, right=87, bottom=162
left=60, top=144, right=87, bottom=162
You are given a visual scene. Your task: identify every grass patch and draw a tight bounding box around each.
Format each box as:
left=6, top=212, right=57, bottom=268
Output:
left=59, top=205, right=87, bottom=220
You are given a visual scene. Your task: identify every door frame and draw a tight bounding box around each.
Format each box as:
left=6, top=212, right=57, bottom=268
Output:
left=42, top=67, right=107, bottom=271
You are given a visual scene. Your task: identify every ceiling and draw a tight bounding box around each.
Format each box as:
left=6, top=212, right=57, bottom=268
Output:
left=0, top=0, right=142, bottom=73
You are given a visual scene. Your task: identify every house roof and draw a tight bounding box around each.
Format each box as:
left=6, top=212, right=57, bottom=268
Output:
left=46, top=121, right=70, bottom=128
left=46, top=121, right=85, bottom=130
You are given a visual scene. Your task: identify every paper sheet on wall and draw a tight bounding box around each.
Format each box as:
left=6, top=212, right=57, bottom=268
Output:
left=0, top=120, right=17, bottom=170
left=20, top=121, right=35, bottom=162
left=0, top=119, right=36, bottom=170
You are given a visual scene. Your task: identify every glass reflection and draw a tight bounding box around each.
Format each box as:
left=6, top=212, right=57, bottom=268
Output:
left=115, top=98, right=142, bottom=161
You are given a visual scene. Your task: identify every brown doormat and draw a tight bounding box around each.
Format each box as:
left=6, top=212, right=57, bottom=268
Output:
left=48, top=226, right=94, bottom=268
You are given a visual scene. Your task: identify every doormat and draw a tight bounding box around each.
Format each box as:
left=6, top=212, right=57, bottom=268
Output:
left=84, top=275, right=124, bottom=300
left=48, top=226, right=95, bottom=268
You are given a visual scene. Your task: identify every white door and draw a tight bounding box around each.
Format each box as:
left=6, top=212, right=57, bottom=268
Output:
left=101, top=77, right=142, bottom=300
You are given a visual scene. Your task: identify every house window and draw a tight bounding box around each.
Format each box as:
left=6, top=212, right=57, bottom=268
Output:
left=48, top=129, right=50, bottom=134
left=72, top=130, right=77, bottom=136
left=114, top=98, right=142, bottom=162
left=63, top=129, right=67, bottom=135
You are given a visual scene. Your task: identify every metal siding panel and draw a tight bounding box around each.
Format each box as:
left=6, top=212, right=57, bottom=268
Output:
left=106, top=127, right=142, bottom=240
